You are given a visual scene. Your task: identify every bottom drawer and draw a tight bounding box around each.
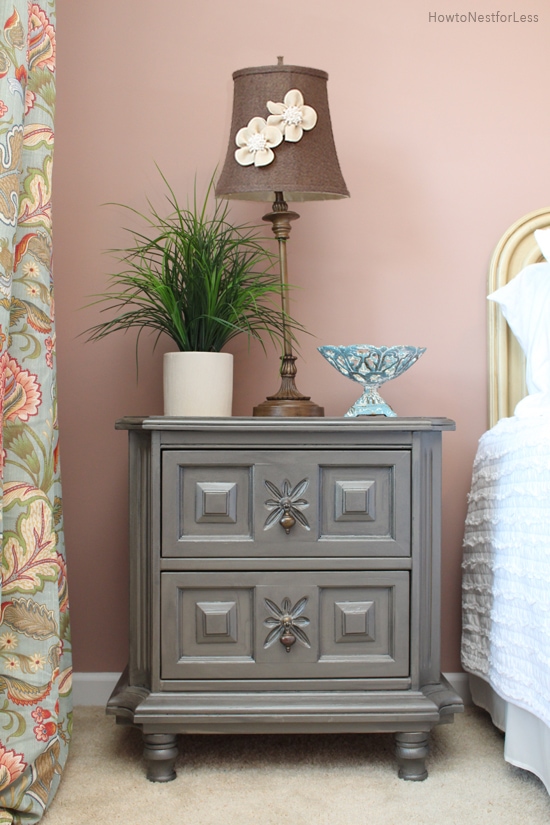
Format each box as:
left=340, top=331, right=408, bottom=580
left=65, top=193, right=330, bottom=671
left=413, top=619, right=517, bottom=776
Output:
left=160, top=571, right=409, bottom=681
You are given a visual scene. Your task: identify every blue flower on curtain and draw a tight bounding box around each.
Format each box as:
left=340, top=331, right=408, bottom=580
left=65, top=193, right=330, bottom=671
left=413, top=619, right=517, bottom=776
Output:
left=0, top=3, right=72, bottom=823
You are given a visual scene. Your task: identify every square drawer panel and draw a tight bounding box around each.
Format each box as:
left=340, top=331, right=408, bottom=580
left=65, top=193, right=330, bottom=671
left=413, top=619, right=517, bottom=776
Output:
left=160, top=571, right=409, bottom=681
left=162, top=449, right=410, bottom=558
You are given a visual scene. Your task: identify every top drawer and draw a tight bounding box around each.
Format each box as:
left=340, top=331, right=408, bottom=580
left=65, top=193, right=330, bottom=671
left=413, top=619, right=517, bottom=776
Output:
left=161, top=449, right=410, bottom=559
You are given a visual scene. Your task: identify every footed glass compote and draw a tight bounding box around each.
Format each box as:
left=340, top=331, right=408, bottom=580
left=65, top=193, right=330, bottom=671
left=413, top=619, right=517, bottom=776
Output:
left=318, top=344, right=426, bottom=417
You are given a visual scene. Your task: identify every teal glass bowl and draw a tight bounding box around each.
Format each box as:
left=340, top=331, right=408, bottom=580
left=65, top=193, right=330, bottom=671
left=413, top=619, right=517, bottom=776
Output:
left=318, top=344, right=426, bottom=417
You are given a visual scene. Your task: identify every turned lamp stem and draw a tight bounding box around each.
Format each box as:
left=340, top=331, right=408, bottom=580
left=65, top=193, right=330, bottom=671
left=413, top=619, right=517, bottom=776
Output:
left=266, top=192, right=296, bottom=362
left=253, top=192, right=324, bottom=417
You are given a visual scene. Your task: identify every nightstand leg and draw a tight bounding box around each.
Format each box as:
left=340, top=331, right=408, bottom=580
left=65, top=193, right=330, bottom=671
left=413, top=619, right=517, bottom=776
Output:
left=394, top=731, right=429, bottom=780
left=143, top=733, right=179, bottom=782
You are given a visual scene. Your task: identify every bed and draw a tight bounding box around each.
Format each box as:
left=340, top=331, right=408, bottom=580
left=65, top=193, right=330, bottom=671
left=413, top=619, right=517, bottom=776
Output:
left=461, top=207, right=550, bottom=793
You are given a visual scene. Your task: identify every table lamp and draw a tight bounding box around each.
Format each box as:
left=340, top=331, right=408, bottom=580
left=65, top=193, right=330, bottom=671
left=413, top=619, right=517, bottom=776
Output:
left=216, top=59, right=349, bottom=416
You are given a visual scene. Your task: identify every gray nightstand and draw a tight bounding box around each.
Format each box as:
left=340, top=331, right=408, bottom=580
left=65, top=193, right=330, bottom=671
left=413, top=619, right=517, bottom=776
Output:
left=107, top=416, right=462, bottom=781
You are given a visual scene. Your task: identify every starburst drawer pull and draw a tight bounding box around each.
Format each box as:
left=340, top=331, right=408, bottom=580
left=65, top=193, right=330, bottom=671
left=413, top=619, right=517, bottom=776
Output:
left=263, top=596, right=311, bottom=652
left=263, top=478, right=310, bottom=534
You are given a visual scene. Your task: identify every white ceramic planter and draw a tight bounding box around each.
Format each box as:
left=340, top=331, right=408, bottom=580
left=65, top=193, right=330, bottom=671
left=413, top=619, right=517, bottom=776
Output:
left=163, top=352, right=233, bottom=417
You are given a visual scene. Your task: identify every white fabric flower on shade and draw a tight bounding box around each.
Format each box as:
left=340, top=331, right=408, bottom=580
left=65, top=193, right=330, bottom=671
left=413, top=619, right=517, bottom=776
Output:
left=235, top=117, right=283, bottom=167
left=267, top=89, right=317, bottom=143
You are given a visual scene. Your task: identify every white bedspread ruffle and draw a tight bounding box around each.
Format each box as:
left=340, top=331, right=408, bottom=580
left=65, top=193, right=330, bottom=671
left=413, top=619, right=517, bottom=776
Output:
left=461, top=415, right=550, bottom=727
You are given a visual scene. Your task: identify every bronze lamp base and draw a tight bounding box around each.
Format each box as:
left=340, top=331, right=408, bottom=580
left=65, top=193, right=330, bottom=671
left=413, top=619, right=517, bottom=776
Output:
left=253, top=353, right=324, bottom=417
left=253, top=397, right=324, bottom=417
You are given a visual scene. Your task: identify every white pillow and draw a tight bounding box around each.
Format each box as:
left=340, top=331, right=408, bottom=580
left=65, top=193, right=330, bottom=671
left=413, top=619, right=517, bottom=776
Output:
left=514, top=391, right=550, bottom=417
left=487, top=261, right=550, bottom=400
left=534, top=228, right=550, bottom=263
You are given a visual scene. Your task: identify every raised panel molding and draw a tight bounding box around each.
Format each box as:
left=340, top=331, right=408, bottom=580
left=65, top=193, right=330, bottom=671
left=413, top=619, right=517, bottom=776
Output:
left=162, top=580, right=254, bottom=669
left=195, top=601, right=238, bottom=644
left=334, top=600, right=375, bottom=643
left=319, top=460, right=409, bottom=551
left=162, top=458, right=253, bottom=545
left=335, top=480, right=376, bottom=522
left=195, top=482, right=237, bottom=524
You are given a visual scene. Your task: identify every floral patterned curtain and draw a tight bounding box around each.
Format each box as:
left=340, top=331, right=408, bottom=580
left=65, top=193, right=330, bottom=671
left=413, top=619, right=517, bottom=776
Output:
left=0, top=3, right=71, bottom=823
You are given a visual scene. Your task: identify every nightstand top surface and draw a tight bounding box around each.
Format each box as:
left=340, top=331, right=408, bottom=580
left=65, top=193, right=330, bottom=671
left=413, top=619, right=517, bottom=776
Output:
left=117, top=416, right=455, bottom=432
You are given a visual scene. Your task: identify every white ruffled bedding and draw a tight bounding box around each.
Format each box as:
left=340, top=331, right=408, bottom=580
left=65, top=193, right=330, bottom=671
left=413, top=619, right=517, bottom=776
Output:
left=461, top=414, right=550, bottom=724
left=461, top=414, right=550, bottom=790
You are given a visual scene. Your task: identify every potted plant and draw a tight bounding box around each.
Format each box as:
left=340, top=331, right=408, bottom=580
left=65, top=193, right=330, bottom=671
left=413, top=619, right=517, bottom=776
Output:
left=86, top=173, right=303, bottom=416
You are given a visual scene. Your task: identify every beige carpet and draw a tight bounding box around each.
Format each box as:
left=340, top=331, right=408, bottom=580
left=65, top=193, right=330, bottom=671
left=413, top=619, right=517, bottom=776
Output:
left=41, top=706, right=550, bottom=825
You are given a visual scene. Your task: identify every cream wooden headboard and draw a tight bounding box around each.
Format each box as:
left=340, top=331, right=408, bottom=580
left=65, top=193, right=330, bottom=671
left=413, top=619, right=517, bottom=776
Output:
left=488, top=206, right=550, bottom=427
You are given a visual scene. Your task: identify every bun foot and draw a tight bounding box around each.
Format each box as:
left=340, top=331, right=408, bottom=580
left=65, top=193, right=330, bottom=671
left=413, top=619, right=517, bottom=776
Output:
left=143, top=733, right=178, bottom=782
left=395, top=731, right=429, bottom=781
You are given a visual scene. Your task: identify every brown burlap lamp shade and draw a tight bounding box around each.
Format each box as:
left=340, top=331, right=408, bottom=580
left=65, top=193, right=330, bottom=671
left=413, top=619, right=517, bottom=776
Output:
left=216, top=63, right=349, bottom=202
left=216, top=60, right=349, bottom=416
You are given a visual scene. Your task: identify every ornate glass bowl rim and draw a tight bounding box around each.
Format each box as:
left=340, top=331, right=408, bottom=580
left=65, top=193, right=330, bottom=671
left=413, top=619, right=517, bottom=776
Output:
left=317, top=344, right=426, bottom=385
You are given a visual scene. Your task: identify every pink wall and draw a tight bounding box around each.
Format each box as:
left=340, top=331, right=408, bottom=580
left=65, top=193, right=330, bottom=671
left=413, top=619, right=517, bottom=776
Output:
left=53, top=1, right=549, bottom=673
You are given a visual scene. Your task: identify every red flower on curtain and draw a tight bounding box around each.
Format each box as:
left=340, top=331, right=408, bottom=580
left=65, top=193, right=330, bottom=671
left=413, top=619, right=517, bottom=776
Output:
left=0, top=743, right=26, bottom=791
left=32, top=707, right=57, bottom=742
left=28, top=5, right=55, bottom=72
left=1, top=354, right=42, bottom=422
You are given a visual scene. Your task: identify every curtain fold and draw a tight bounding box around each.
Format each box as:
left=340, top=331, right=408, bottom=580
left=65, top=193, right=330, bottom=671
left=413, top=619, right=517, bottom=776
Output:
left=0, top=2, right=72, bottom=822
